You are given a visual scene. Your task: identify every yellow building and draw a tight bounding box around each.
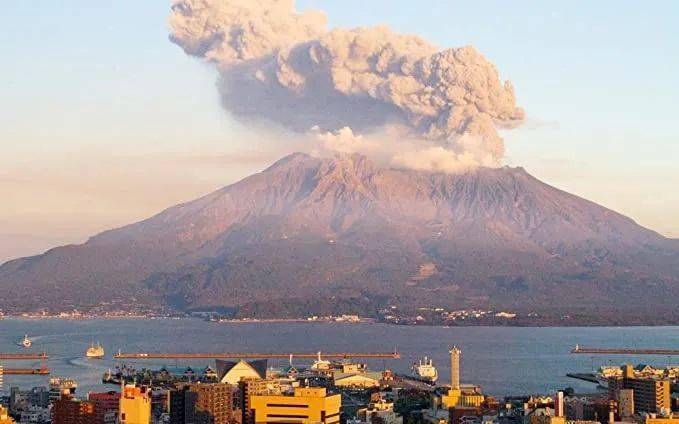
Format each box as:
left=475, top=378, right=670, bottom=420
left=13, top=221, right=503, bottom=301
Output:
left=529, top=416, right=566, bottom=424
left=441, top=388, right=484, bottom=409
left=0, top=405, right=14, bottom=424
left=250, top=387, right=341, bottom=424
left=119, top=384, right=152, bottom=424
left=646, top=417, right=679, bottom=424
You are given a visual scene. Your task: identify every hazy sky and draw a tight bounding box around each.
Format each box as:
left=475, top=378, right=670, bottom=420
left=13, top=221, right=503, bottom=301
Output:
left=2, top=0, right=678, bottom=263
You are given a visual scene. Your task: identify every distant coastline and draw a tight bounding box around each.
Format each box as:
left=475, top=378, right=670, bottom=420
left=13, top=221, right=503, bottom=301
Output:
left=2, top=312, right=679, bottom=328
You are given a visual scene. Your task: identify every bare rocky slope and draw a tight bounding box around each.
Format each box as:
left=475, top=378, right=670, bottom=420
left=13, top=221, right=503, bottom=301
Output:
left=1, top=153, right=678, bottom=321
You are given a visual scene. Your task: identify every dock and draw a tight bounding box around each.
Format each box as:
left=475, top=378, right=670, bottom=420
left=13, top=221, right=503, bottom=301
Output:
left=0, top=352, right=49, bottom=360
left=2, top=368, right=50, bottom=375
left=571, top=346, right=679, bottom=355
left=566, top=373, right=599, bottom=384
left=114, top=351, right=400, bottom=359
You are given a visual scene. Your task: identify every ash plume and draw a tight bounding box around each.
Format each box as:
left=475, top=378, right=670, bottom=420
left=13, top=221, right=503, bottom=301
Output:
left=169, top=0, right=524, bottom=171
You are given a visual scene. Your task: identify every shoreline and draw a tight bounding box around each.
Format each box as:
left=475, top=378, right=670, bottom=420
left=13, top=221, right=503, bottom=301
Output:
left=2, top=314, right=679, bottom=329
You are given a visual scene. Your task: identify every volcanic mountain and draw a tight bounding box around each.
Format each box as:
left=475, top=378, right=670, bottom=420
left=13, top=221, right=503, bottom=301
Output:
left=2, top=153, right=678, bottom=322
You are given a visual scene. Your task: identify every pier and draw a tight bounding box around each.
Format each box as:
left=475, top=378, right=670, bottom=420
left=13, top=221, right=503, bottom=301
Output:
left=114, top=351, right=400, bottom=359
left=0, top=353, right=49, bottom=360
left=2, top=368, right=50, bottom=375
left=571, top=345, right=679, bottom=355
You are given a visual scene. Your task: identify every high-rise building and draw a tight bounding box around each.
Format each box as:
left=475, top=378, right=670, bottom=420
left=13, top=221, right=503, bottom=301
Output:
left=249, top=387, right=341, bottom=424
left=119, top=384, right=151, bottom=424
left=169, top=382, right=234, bottom=424
left=554, top=391, right=564, bottom=418
left=52, top=394, right=96, bottom=424
left=450, top=346, right=461, bottom=390
left=88, top=392, right=120, bottom=424
left=609, top=373, right=670, bottom=414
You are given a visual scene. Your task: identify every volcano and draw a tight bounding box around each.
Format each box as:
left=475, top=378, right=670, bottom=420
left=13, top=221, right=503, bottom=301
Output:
left=2, top=153, right=678, bottom=323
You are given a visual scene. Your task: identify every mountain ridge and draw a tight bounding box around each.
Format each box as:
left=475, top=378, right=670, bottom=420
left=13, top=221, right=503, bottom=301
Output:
left=2, top=152, right=678, bottom=322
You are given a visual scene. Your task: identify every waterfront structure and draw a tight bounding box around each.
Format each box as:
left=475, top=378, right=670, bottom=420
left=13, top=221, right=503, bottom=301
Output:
left=216, top=359, right=267, bottom=385
left=0, top=406, right=14, bottom=424
left=88, top=392, right=120, bottom=424
left=169, top=382, right=234, bottom=424
left=119, top=384, right=151, bottom=424
left=52, top=394, right=96, bottom=424
left=249, top=387, right=341, bottom=424
left=441, top=346, right=486, bottom=410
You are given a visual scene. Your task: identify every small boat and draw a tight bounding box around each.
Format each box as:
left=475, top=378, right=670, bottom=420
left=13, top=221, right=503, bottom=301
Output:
left=86, top=342, right=105, bottom=359
left=411, top=356, right=438, bottom=383
left=19, top=335, right=32, bottom=348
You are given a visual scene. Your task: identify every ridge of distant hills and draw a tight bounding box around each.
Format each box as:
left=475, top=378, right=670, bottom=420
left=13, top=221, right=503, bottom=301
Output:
left=2, top=153, right=678, bottom=324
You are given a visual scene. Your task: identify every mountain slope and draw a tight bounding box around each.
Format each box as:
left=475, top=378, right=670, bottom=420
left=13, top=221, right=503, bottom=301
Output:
left=1, top=153, right=678, bottom=319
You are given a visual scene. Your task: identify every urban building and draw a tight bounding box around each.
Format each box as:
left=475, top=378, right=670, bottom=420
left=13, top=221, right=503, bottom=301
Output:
left=357, top=393, right=403, bottom=424
left=617, top=390, right=634, bottom=418
left=169, top=382, right=234, bottom=424
left=119, top=384, right=151, bottom=424
left=609, top=367, right=671, bottom=414
left=645, top=416, right=679, bottom=424
left=528, top=416, right=566, bottom=424
left=88, top=392, right=120, bottom=424
left=52, top=394, right=96, bottom=424
left=332, top=372, right=381, bottom=389
left=9, top=386, right=50, bottom=414
left=238, top=378, right=281, bottom=424
left=249, top=387, right=341, bottom=424
left=216, top=360, right=267, bottom=385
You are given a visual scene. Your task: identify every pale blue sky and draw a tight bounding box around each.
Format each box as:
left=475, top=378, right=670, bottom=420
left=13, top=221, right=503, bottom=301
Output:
left=1, top=0, right=678, bottom=262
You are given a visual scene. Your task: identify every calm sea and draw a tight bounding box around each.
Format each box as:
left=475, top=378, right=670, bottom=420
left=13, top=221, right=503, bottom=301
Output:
left=2, top=318, right=679, bottom=397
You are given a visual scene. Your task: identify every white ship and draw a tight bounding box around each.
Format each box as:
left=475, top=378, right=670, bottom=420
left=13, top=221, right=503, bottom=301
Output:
left=412, top=356, right=438, bottom=383
left=311, top=352, right=331, bottom=370
left=86, top=342, right=105, bottom=359
left=19, top=335, right=32, bottom=348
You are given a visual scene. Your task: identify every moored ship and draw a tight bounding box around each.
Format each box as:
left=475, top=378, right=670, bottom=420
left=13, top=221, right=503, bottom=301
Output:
left=411, top=356, right=438, bottom=383
left=86, top=342, right=105, bottom=359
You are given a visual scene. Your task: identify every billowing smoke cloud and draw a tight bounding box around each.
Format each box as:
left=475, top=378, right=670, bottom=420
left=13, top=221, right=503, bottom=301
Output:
left=169, top=0, right=524, bottom=171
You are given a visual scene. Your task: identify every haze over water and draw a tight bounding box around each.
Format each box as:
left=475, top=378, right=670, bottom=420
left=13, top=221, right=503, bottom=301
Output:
left=2, top=319, right=679, bottom=397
